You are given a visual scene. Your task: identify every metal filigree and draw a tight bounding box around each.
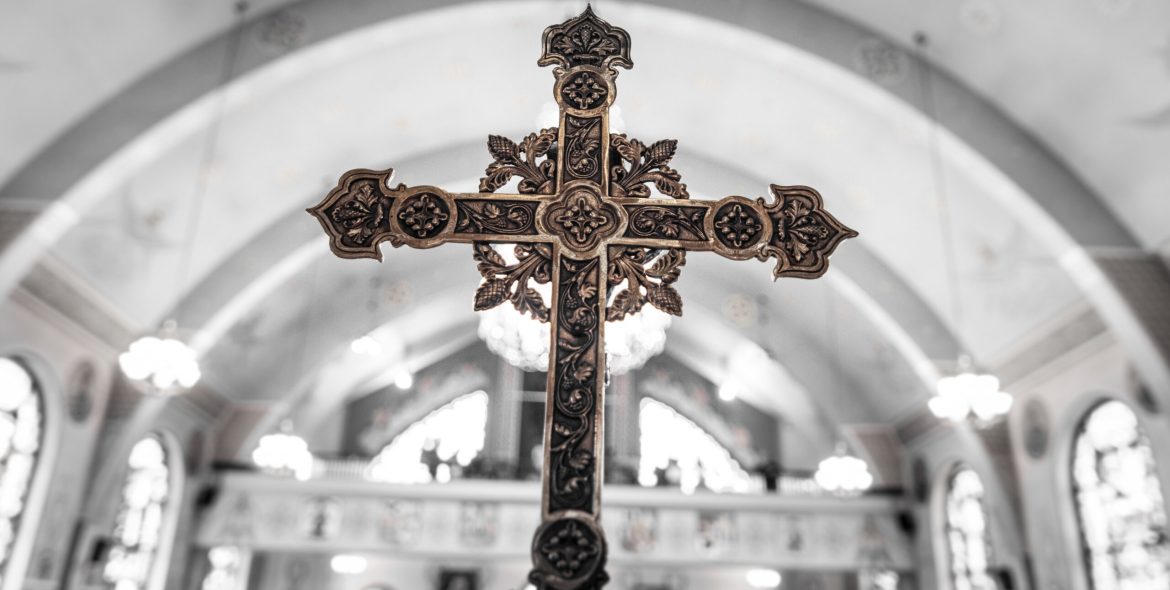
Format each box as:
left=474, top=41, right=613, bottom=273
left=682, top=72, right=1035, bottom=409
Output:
left=609, top=135, right=689, bottom=198
left=606, top=247, right=685, bottom=320
left=306, top=7, right=856, bottom=589
left=480, top=129, right=559, bottom=194
left=472, top=243, right=553, bottom=322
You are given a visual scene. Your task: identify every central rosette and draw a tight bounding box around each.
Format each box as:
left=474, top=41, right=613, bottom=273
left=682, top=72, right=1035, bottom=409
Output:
left=541, top=184, right=621, bottom=253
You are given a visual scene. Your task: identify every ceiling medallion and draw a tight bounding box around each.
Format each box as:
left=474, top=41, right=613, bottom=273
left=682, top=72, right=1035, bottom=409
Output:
left=307, top=7, right=856, bottom=587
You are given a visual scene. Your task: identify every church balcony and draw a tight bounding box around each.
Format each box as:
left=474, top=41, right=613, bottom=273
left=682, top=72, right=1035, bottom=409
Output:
left=196, top=470, right=913, bottom=572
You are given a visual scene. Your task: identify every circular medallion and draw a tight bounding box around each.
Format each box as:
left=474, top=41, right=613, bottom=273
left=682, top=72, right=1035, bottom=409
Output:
left=559, top=70, right=610, bottom=111
left=532, top=515, right=606, bottom=584
left=713, top=201, right=764, bottom=251
left=396, top=193, right=450, bottom=239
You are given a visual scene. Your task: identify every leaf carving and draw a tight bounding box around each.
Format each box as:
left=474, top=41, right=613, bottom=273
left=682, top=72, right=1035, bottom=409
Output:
left=646, top=139, right=677, bottom=164
left=487, top=135, right=520, bottom=164
left=609, top=134, right=690, bottom=199
left=647, top=285, right=683, bottom=316
left=605, top=247, right=687, bottom=321
left=479, top=128, right=558, bottom=195
left=474, top=279, right=510, bottom=311
left=471, top=241, right=553, bottom=322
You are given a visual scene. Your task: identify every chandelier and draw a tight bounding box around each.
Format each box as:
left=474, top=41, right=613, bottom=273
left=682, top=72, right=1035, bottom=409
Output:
left=476, top=245, right=670, bottom=374
left=814, top=443, right=874, bottom=495
left=118, top=321, right=201, bottom=394
left=928, top=359, right=1013, bottom=425
left=478, top=304, right=669, bottom=374
left=251, top=420, right=314, bottom=481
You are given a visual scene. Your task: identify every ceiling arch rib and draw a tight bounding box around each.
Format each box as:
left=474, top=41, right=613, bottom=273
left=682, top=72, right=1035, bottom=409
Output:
left=2, top=3, right=1160, bottom=390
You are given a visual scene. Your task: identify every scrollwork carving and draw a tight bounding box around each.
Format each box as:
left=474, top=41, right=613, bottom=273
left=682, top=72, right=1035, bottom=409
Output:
left=606, top=247, right=685, bottom=320
left=623, top=204, right=707, bottom=240
left=472, top=242, right=553, bottom=321
left=455, top=199, right=539, bottom=235
left=564, top=116, right=603, bottom=182
left=608, top=135, right=689, bottom=198
left=549, top=257, right=602, bottom=513
left=480, top=129, right=558, bottom=194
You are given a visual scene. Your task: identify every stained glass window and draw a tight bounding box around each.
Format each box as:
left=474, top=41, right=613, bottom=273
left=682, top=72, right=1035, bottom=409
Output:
left=103, top=435, right=174, bottom=590
left=0, top=357, right=42, bottom=587
left=637, top=398, right=752, bottom=494
left=943, top=466, right=996, bottom=590
left=366, top=391, right=488, bottom=484
left=1072, top=400, right=1170, bottom=589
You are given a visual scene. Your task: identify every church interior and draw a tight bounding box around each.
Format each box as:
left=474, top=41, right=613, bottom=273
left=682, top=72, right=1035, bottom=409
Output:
left=2, top=1, right=1170, bottom=589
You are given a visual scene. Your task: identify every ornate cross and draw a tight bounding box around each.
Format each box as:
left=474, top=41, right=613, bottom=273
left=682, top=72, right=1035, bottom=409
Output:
left=308, top=7, right=856, bottom=589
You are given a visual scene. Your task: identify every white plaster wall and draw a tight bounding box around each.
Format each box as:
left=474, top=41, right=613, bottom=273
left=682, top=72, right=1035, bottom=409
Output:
left=0, top=290, right=114, bottom=589
left=1005, top=335, right=1170, bottom=590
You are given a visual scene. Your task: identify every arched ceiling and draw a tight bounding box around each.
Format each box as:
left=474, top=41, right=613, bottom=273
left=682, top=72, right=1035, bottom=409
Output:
left=2, top=0, right=1166, bottom=455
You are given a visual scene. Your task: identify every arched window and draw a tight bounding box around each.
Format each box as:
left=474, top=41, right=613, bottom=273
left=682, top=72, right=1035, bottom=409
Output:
left=637, top=398, right=751, bottom=493
left=367, top=391, right=488, bottom=484
left=1072, top=400, right=1170, bottom=589
left=943, top=466, right=995, bottom=590
left=0, top=357, right=43, bottom=585
left=103, top=435, right=177, bottom=590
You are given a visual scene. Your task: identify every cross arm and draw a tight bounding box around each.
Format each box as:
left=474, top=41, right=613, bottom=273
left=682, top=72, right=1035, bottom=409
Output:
left=612, top=183, right=858, bottom=279
left=306, top=168, right=550, bottom=261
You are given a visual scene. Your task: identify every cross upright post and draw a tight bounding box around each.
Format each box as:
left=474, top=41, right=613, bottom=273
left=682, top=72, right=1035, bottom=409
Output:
left=308, top=7, right=856, bottom=589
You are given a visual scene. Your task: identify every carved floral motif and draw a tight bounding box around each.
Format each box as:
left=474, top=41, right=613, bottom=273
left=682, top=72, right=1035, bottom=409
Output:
left=548, top=257, right=602, bottom=513
left=606, top=247, right=685, bottom=320
left=561, top=72, right=608, bottom=110
left=624, top=204, right=707, bottom=240
left=480, top=129, right=558, bottom=194
left=609, top=135, right=689, bottom=198
left=714, top=202, right=763, bottom=249
left=455, top=199, right=539, bottom=235
left=327, top=179, right=390, bottom=245
left=539, top=6, right=632, bottom=71
left=759, top=184, right=858, bottom=279
left=537, top=519, right=603, bottom=580
left=472, top=243, right=553, bottom=321
left=396, top=193, right=449, bottom=239
left=564, top=116, right=602, bottom=182
left=543, top=188, right=619, bottom=252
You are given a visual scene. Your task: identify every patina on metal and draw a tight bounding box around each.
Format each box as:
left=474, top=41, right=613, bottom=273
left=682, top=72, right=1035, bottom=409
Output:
left=307, top=7, right=857, bottom=588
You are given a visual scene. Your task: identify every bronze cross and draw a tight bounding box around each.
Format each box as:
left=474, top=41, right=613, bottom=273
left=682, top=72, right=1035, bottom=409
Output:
left=308, top=7, right=856, bottom=589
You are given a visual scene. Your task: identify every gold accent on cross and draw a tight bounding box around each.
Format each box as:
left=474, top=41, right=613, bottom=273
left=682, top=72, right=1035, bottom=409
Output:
left=307, top=7, right=856, bottom=589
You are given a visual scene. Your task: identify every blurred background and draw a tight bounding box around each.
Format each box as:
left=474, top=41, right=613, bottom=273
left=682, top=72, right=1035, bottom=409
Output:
left=0, top=0, right=1169, bottom=589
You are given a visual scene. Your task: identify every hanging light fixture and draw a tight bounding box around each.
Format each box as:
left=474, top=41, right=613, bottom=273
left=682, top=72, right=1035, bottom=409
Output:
left=929, top=356, right=1013, bottom=424
left=118, top=3, right=249, bottom=395
left=119, top=320, right=202, bottom=394
left=913, top=33, right=1013, bottom=428
left=476, top=246, right=669, bottom=374
left=814, top=442, right=874, bottom=495
left=251, top=420, right=314, bottom=481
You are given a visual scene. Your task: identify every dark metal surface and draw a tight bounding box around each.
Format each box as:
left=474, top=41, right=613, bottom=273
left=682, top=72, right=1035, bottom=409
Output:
left=307, top=6, right=856, bottom=588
